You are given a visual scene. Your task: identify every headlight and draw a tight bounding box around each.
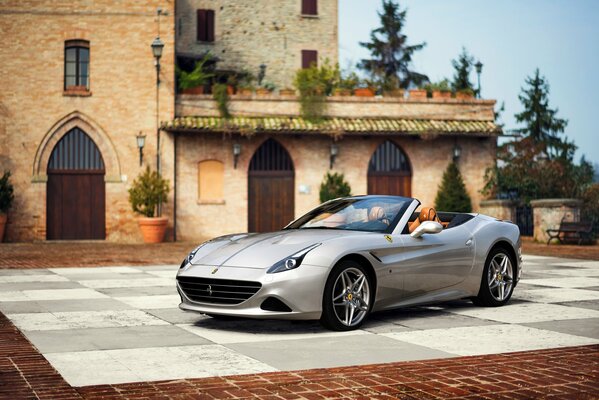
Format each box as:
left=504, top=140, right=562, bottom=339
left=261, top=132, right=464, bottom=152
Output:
left=180, top=243, right=207, bottom=268
left=267, top=243, right=321, bottom=274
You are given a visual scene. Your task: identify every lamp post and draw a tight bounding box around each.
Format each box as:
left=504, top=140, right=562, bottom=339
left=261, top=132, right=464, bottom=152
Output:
left=329, top=143, right=339, bottom=169
left=136, top=132, right=146, bottom=166
left=151, top=36, right=164, bottom=217
left=151, top=37, right=164, bottom=172
left=453, top=144, right=462, bottom=162
left=475, top=61, right=483, bottom=99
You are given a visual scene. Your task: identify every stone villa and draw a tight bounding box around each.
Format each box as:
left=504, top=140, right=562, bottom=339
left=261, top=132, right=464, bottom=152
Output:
left=0, top=0, right=500, bottom=242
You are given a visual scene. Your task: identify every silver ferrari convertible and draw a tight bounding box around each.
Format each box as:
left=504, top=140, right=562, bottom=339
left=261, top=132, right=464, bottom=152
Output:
left=177, top=195, right=522, bottom=331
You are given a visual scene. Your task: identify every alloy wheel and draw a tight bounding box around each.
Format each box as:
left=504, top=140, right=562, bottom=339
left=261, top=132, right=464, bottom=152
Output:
left=331, top=267, right=370, bottom=327
left=487, top=252, right=514, bottom=301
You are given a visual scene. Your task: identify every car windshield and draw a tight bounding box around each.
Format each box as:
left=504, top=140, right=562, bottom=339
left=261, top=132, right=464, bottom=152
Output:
left=286, top=197, right=411, bottom=233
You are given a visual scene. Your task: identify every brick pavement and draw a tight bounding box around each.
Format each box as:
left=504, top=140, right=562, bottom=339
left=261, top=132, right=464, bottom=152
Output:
left=1, top=311, right=598, bottom=399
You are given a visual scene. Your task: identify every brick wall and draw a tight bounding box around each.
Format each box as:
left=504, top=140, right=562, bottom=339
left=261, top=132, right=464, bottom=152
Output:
left=0, top=0, right=176, bottom=242
left=174, top=133, right=496, bottom=240
left=175, top=0, right=338, bottom=89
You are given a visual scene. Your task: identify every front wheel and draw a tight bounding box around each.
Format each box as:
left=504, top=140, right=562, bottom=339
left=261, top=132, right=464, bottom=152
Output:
left=473, top=247, right=516, bottom=307
left=320, top=260, right=373, bottom=331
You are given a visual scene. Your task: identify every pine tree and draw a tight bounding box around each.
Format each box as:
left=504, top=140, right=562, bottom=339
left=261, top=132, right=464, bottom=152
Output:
left=514, top=68, right=569, bottom=159
left=319, top=172, right=352, bottom=203
left=435, top=162, right=472, bottom=212
left=451, top=47, right=475, bottom=93
left=358, top=0, right=428, bottom=89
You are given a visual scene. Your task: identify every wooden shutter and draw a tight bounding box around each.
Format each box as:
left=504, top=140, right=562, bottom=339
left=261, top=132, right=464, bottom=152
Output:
left=302, top=0, right=317, bottom=15
left=197, top=9, right=214, bottom=42
left=301, top=50, right=318, bottom=69
left=198, top=160, right=224, bottom=202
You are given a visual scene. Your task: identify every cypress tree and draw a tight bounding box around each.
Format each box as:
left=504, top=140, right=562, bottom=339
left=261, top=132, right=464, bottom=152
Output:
left=435, top=161, right=472, bottom=212
left=451, top=47, right=475, bottom=93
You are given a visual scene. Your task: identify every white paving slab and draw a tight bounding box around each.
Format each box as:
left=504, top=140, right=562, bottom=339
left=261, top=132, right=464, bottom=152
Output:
left=49, top=267, right=143, bottom=275
left=144, top=270, right=178, bottom=278
left=0, top=288, right=108, bottom=302
left=514, top=288, right=599, bottom=303
left=178, top=323, right=370, bottom=344
left=114, top=295, right=181, bottom=309
left=79, top=278, right=174, bottom=289
left=0, top=274, right=68, bottom=283
left=45, top=345, right=277, bottom=386
left=545, top=269, right=599, bottom=277
left=382, top=324, right=598, bottom=356
left=521, top=277, right=599, bottom=288
left=9, top=310, right=169, bottom=331
left=447, top=303, right=599, bottom=324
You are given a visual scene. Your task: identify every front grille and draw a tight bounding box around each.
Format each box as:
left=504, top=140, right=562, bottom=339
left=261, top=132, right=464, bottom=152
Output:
left=177, top=276, right=262, bottom=305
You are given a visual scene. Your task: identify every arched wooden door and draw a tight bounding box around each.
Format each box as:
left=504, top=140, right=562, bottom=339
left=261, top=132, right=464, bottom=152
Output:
left=367, top=140, right=412, bottom=196
left=248, top=139, right=295, bottom=232
left=46, top=127, right=106, bottom=240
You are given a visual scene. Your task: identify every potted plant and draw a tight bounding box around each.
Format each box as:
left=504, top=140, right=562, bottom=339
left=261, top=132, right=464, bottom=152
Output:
left=236, top=70, right=255, bottom=95
left=256, top=82, right=276, bottom=95
left=455, top=88, right=475, bottom=99
left=177, top=53, right=214, bottom=95
left=212, top=83, right=231, bottom=118
left=0, top=171, right=14, bottom=242
left=424, top=79, right=452, bottom=99
left=128, top=167, right=170, bottom=243
left=334, top=70, right=359, bottom=96
left=380, top=76, right=404, bottom=98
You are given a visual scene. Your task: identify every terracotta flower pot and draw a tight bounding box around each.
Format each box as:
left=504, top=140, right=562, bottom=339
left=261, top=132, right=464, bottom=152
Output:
left=238, top=88, right=253, bottom=96
left=181, top=86, right=205, bottom=95
left=0, top=213, right=6, bottom=242
left=333, top=88, right=352, bottom=96
left=455, top=91, right=474, bottom=99
left=226, top=85, right=235, bottom=95
left=432, top=90, right=452, bottom=99
left=138, top=217, right=168, bottom=243
left=255, top=88, right=272, bottom=96
left=279, top=88, right=296, bottom=96
left=409, top=89, right=427, bottom=99
left=383, top=89, right=404, bottom=98
left=353, top=88, right=375, bottom=97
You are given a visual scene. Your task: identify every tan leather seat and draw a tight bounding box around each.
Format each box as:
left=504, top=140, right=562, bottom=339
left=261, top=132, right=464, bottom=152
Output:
left=409, top=207, right=441, bottom=233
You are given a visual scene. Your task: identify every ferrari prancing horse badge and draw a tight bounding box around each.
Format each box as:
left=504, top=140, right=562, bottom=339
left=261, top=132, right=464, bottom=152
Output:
left=384, top=235, right=393, bottom=243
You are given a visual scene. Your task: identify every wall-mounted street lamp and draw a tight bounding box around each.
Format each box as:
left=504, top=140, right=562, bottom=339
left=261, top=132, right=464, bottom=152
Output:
left=475, top=61, right=483, bottom=99
left=233, top=143, right=241, bottom=169
left=330, top=143, right=339, bottom=169
left=453, top=144, right=462, bottom=161
left=136, top=132, right=146, bottom=166
left=258, top=64, right=267, bottom=86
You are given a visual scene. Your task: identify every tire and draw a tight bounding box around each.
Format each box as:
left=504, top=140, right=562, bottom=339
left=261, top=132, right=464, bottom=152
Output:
left=320, top=260, right=373, bottom=331
left=473, top=246, right=516, bottom=307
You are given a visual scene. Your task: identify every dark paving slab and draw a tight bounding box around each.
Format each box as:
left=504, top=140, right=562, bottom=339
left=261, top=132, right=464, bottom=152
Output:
left=23, top=325, right=212, bottom=353
left=523, top=318, right=599, bottom=340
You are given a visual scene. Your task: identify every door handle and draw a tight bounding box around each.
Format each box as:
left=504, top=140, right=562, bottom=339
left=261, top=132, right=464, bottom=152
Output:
left=465, top=239, right=473, bottom=246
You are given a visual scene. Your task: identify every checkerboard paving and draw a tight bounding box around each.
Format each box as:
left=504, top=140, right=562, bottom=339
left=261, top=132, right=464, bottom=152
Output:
left=0, top=255, right=597, bottom=387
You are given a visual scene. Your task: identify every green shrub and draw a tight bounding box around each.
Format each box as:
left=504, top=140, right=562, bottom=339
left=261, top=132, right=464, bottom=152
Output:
left=176, top=53, right=215, bottom=90
left=212, top=83, right=231, bottom=118
left=0, top=171, right=14, bottom=214
left=319, top=172, right=352, bottom=203
left=294, top=59, right=339, bottom=121
left=435, top=161, right=472, bottom=212
left=128, top=167, right=170, bottom=217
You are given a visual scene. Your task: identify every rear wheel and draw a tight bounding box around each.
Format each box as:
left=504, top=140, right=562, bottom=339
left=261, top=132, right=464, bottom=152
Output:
left=473, top=247, right=515, bottom=307
left=320, top=260, right=373, bottom=331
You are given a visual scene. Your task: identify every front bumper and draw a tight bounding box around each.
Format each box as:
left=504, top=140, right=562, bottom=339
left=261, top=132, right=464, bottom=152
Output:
left=176, top=263, right=328, bottom=320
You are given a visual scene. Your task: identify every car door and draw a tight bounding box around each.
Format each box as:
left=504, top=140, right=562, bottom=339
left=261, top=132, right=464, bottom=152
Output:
left=397, top=223, right=475, bottom=298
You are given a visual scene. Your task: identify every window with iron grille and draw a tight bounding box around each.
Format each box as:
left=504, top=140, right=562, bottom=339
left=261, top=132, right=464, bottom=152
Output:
left=64, top=40, right=90, bottom=91
left=197, top=9, right=215, bottom=42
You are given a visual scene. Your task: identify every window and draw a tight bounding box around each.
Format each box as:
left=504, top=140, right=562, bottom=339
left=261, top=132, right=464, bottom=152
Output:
left=301, top=50, right=318, bottom=69
left=198, top=160, right=224, bottom=203
left=197, top=9, right=215, bottom=42
left=64, top=40, right=90, bottom=91
left=302, top=0, right=318, bottom=15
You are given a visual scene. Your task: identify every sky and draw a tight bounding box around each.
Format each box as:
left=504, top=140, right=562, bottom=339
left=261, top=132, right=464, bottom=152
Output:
left=338, top=0, right=599, bottom=166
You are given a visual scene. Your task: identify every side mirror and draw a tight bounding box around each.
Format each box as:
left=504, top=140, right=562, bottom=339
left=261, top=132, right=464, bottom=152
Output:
left=410, top=221, right=443, bottom=238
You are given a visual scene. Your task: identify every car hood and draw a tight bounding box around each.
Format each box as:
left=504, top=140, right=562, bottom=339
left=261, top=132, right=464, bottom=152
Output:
left=189, top=229, right=360, bottom=269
